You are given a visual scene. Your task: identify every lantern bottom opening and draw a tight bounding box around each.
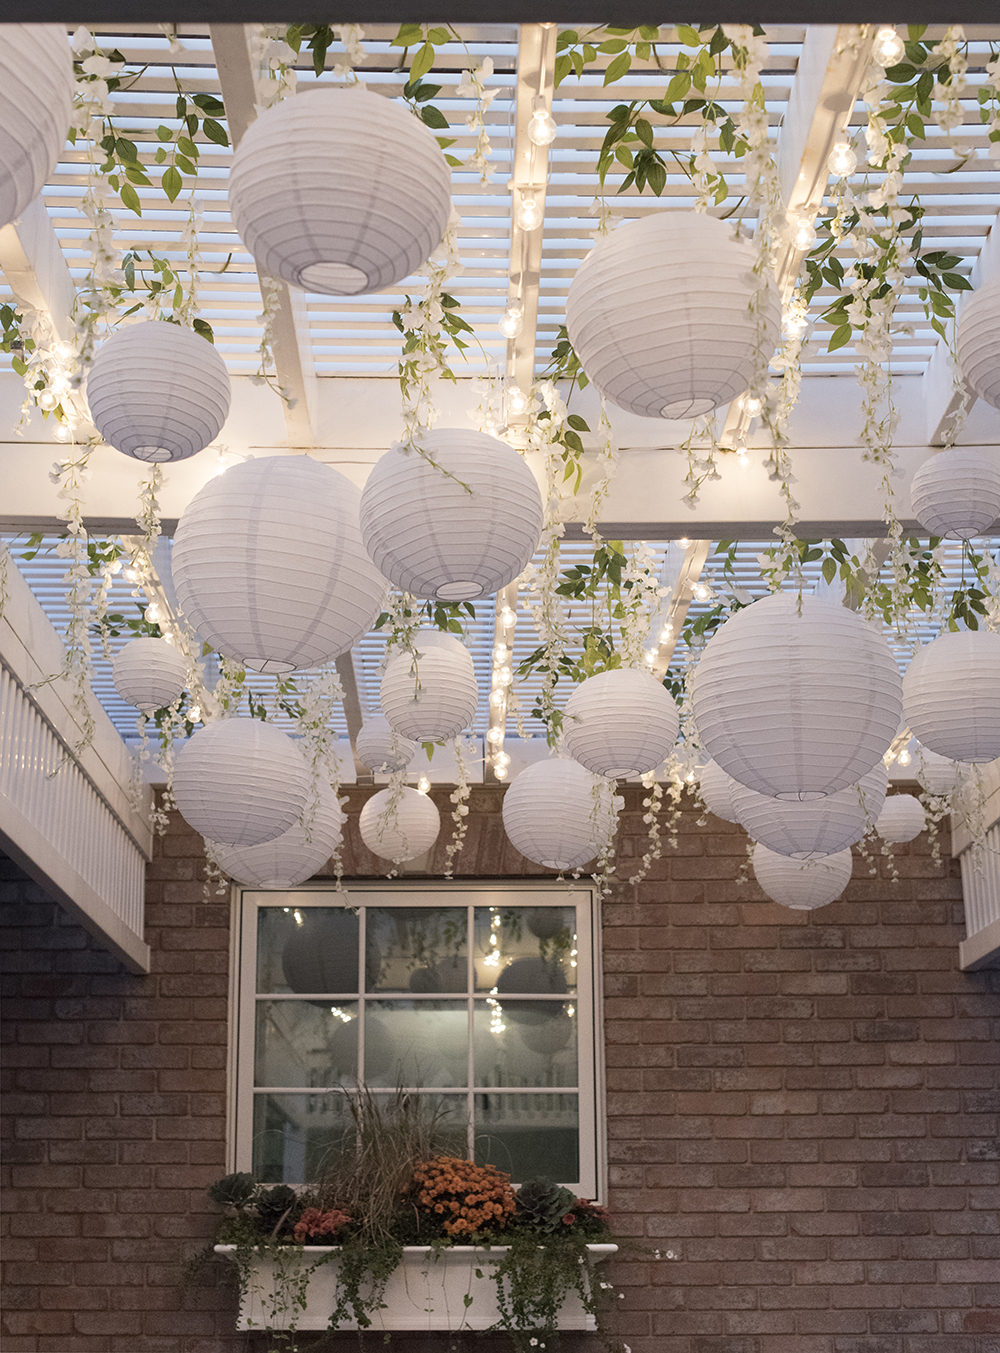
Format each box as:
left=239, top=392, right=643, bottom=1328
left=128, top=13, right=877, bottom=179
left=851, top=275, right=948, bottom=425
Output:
left=436, top=581, right=484, bottom=601
left=298, top=261, right=369, bottom=295
left=661, top=396, right=717, bottom=419
left=241, top=656, right=299, bottom=675
left=127, top=445, right=177, bottom=463
left=773, top=790, right=828, bottom=802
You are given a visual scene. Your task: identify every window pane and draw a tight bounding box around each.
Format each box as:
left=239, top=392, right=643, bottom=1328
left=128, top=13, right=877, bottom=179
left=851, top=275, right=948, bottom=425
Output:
left=254, top=1001, right=358, bottom=1088
left=474, top=1000, right=578, bottom=1088
left=364, top=1000, right=468, bottom=1088
left=474, top=1093, right=580, bottom=1185
left=365, top=907, right=468, bottom=993
left=474, top=905, right=577, bottom=994
left=253, top=1091, right=353, bottom=1184
left=257, top=907, right=359, bottom=995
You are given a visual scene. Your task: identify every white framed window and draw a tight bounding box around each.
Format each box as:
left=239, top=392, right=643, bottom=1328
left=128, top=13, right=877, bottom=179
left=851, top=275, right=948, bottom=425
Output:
left=230, top=881, right=606, bottom=1201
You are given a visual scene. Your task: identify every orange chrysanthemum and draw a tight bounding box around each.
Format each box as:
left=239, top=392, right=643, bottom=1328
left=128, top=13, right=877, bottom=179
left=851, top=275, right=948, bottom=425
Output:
left=412, top=1155, right=516, bottom=1237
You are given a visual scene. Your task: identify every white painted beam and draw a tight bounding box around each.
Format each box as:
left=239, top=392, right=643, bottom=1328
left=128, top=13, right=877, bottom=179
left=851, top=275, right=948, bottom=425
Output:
left=0, top=198, right=77, bottom=342
left=650, top=540, right=711, bottom=676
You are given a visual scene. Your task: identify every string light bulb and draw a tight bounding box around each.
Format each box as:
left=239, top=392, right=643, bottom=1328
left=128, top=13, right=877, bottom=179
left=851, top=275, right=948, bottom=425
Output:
left=37, top=390, right=57, bottom=411
left=493, top=763, right=508, bottom=780
left=506, top=384, right=529, bottom=416
left=417, top=775, right=431, bottom=794
left=678, top=537, right=691, bottom=548
left=827, top=141, right=858, bottom=177
left=872, top=25, right=904, bottom=67
left=693, top=581, right=713, bottom=602
left=500, top=605, right=516, bottom=627
left=516, top=195, right=543, bottom=231
left=897, top=748, right=912, bottom=767
left=498, top=302, right=524, bottom=338
left=793, top=216, right=818, bottom=251
left=737, top=448, right=750, bottom=469
left=54, top=422, right=71, bottom=442
left=527, top=107, right=558, bottom=147
left=742, top=394, right=763, bottom=419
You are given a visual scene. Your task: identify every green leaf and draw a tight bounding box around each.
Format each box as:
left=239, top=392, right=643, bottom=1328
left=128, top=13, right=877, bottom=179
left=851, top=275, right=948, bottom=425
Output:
left=120, top=183, right=142, bottom=216
left=155, top=124, right=173, bottom=142
left=906, top=113, right=925, bottom=140
left=192, top=317, right=215, bottom=343
left=676, top=24, right=701, bottom=45
left=821, top=557, right=838, bottom=586
left=566, top=413, right=590, bottom=431
left=420, top=105, right=450, bottom=130
left=663, top=71, right=691, bottom=104
left=426, top=27, right=449, bottom=44
left=598, top=39, right=628, bottom=53
left=603, top=52, right=631, bottom=86
left=161, top=165, right=182, bottom=201
left=192, top=93, right=226, bottom=116
left=634, top=117, right=654, bottom=148
left=202, top=118, right=229, bottom=147
left=827, top=325, right=852, bottom=353
left=175, top=155, right=197, bottom=176
left=392, top=23, right=424, bottom=46
left=410, top=42, right=435, bottom=82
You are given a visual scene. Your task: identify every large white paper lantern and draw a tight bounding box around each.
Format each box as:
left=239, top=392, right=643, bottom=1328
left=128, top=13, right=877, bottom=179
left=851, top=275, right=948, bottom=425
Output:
left=565, top=211, right=780, bottom=419
left=502, top=759, right=622, bottom=871
left=173, top=718, right=309, bottom=847
left=875, top=794, right=926, bottom=844
left=909, top=448, right=1000, bottom=539
left=228, top=85, right=451, bottom=297
left=212, top=782, right=346, bottom=888
left=112, top=637, right=187, bottom=714
left=359, top=786, right=440, bottom=864
left=698, top=760, right=741, bottom=823
left=359, top=431, right=543, bottom=601
left=563, top=667, right=678, bottom=778
left=691, top=592, right=902, bottom=799
left=956, top=279, right=1000, bottom=410
left=753, top=843, right=853, bottom=911
left=0, top=26, right=73, bottom=231
left=172, top=455, right=387, bottom=674
left=915, top=747, right=968, bottom=798
left=903, top=630, right=1000, bottom=763
left=86, top=321, right=231, bottom=463
left=732, top=764, right=887, bottom=859
left=355, top=716, right=417, bottom=774
left=380, top=631, right=477, bottom=741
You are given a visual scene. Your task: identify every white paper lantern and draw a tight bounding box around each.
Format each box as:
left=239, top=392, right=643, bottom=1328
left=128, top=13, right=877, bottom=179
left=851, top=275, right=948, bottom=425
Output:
left=563, top=667, right=678, bottom=778
left=752, top=843, right=853, bottom=911
left=359, top=786, right=440, bottom=864
left=502, top=759, right=623, bottom=871
left=112, top=637, right=187, bottom=714
left=0, top=25, right=73, bottom=231
left=212, top=782, right=346, bottom=888
left=565, top=211, right=780, bottom=419
left=732, top=764, right=887, bottom=859
left=875, top=794, right=927, bottom=844
left=359, top=431, right=543, bottom=601
left=173, top=718, right=309, bottom=847
left=903, top=630, right=1000, bottom=763
left=86, top=321, right=231, bottom=463
left=956, top=279, right=1000, bottom=410
left=380, top=631, right=477, bottom=741
left=909, top=448, right=1000, bottom=539
left=228, top=85, right=451, bottom=297
left=698, top=760, right=741, bottom=823
left=691, top=592, right=902, bottom=799
left=172, top=455, right=387, bottom=674
left=915, top=747, right=968, bottom=798
left=355, top=716, right=417, bottom=774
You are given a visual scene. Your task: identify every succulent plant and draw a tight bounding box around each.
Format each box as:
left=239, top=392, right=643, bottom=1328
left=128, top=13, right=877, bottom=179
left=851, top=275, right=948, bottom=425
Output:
left=514, top=1177, right=578, bottom=1235
left=207, top=1171, right=257, bottom=1215
left=255, top=1184, right=300, bottom=1237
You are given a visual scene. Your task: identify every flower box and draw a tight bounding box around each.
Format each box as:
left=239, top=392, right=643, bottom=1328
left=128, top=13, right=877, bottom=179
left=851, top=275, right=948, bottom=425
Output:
left=216, top=1242, right=618, bottom=1333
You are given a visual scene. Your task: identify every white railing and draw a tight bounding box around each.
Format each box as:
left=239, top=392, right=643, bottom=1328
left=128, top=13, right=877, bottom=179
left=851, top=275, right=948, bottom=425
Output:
left=952, top=758, right=1000, bottom=971
left=0, top=547, right=152, bottom=972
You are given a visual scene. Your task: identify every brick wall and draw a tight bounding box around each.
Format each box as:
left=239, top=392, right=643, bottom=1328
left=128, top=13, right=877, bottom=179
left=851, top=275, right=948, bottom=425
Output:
left=2, top=786, right=998, bottom=1353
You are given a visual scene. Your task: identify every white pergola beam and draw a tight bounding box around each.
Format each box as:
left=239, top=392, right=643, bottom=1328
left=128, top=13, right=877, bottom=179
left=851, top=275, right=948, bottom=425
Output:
left=650, top=540, right=711, bottom=676
left=0, top=198, right=77, bottom=342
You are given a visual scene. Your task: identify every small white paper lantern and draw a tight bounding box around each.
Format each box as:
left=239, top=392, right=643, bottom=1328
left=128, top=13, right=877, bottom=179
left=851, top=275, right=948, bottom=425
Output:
left=698, top=760, right=741, bottom=823
left=172, top=455, right=387, bottom=674
left=380, top=631, right=478, bottom=741
left=359, top=785, right=440, bottom=864
left=875, top=794, right=926, bottom=844
left=359, top=431, right=543, bottom=601
left=909, top=448, right=1000, bottom=540
left=732, top=764, right=887, bottom=859
left=86, top=321, right=231, bottom=463
left=753, top=843, right=853, bottom=911
left=903, top=630, right=1000, bottom=763
left=355, top=716, right=417, bottom=774
left=0, top=25, right=73, bottom=231
left=173, top=718, right=309, bottom=847
left=502, top=759, right=623, bottom=871
left=915, top=747, right=968, bottom=798
left=563, top=667, right=679, bottom=778
left=112, top=637, right=187, bottom=714
left=956, top=279, right=1000, bottom=410
left=212, top=782, right=346, bottom=888
left=691, top=592, right=902, bottom=799
left=228, top=85, right=451, bottom=297
left=565, top=211, right=780, bottom=419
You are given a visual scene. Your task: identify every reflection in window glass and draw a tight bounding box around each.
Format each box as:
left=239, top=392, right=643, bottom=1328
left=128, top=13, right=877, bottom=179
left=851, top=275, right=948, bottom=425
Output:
left=253, top=1091, right=353, bottom=1184
left=365, top=907, right=468, bottom=993
left=474, top=1093, right=580, bottom=1184
left=474, top=1000, right=578, bottom=1088
left=363, top=1000, right=468, bottom=1087
left=254, top=1001, right=358, bottom=1088
left=257, top=907, right=359, bottom=995
left=474, top=905, right=577, bottom=993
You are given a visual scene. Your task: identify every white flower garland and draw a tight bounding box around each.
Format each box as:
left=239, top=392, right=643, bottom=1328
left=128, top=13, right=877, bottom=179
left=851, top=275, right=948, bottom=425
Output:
left=455, top=57, right=499, bottom=182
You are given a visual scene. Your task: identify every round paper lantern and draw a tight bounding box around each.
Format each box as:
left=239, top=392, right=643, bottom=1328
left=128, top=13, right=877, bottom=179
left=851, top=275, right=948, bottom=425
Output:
left=355, top=716, right=417, bottom=774
left=87, top=321, right=231, bottom=463
left=915, top=747, right=968, bottom=798
left=359, top=786, right=440, bottom=864
left=732, top=764, right=887, bottom=859
left=563, top=667, right=679, bottom=778
left=875, top=794, right=926, bottom=844
left=903, top=630, right=1000, bottom=763
left=909, top=447, right=1000, bottom=539
left=172, top=455, right=387, bottom=674
left=698, top=760, right=741, bottom=823
left=0, top=25, right=73, bottom=231
left=380, top=631, right=477, bottom=741
left=228, top=85, right=451, bottom=296
left=752, top=843, right=853, bottom=911
left=501, top=759, right=622, bottom=871
left=282, top=910, right=359, bottom=994
left=359, top=430, right=543, bottom=601
left=212, top=782, right=345, bottom=888
left=112, top=636, right=187, bottom=714
left=496, top=956, right=568, bottom=1025
left=565, top=211, right=780, bottom=419
left=956, top=279, right=1000, bottom=410
left=691, top=592, right=902, bottom=799
left=173, top=717, right=309, bottom=847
